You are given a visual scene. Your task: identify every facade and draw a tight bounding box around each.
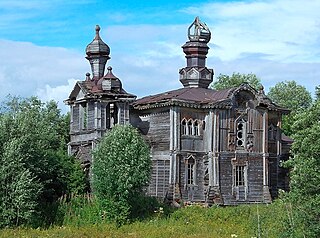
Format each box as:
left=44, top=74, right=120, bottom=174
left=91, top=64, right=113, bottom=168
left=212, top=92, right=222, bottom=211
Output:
left=66, top=18, right=290, bottom=205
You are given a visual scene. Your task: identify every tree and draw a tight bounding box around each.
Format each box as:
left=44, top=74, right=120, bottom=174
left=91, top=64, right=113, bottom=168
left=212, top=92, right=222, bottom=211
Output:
left=283, top=100, right=320, bottom=237
left=0, top=96, right=85, bottom=227
left=211, top=72, right=262, bottom=90
left=267, top=81, right=312, bottom=112
left=315, top=85, right=320, bottom=101
left=267, top=81, right=312, bottom=136
left=92, top=125, right=151, bottom=225
left=0, top=136, right=42, bottom=227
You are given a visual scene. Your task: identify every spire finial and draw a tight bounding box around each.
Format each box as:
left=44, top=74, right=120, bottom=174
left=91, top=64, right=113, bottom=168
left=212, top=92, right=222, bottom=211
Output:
left=95, top=25, right=101, bottom=39
left=187, top=16, right=211, bottom=43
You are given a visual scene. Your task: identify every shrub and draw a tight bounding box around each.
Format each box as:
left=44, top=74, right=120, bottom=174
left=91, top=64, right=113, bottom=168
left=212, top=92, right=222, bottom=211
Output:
left=92, top=125, right=151, bottom=225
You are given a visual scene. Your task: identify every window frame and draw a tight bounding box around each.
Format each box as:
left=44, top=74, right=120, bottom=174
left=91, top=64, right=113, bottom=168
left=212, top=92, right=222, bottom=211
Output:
left=186, top=155, right=196, bottom=186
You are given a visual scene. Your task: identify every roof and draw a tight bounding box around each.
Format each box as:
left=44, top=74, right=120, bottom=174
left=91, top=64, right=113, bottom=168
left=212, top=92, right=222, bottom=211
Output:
left=65, top=80, right=136, bottom=104
left=134, top=87, right=232, bottom=105
left=282, top=133, right=294, bottom=143
left=133, top=83, right=290, bottom=112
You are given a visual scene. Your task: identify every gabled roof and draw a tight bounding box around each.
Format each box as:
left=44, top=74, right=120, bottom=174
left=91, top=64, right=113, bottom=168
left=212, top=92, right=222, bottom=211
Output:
left=65, top=80, right=136, bottom=104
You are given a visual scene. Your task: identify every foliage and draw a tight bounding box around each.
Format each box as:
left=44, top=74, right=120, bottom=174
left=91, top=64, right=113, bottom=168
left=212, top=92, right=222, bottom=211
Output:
left=92, top=125, right=151, bottom=225
left=0, top=138, right=42, bottom=227
left=211, top=72, right=262, bottom=90
left=315, top=85, right=320, bottom=100
left=0, top=96, right=85, bottom=228
left=283, top=100, right=320, bottom=237
left=0, top=203, right=292, bottom=238
left=267, top=80, right=312, bottom=136
left=267, top=80, right=312, bottom=111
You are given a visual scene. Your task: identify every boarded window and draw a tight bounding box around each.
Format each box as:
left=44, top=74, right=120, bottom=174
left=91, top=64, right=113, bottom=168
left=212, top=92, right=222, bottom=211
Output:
left=149, top=159, right=170, bottom=197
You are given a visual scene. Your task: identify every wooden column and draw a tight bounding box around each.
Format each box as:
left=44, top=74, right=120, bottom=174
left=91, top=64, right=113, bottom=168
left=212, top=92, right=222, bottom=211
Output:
left=94, top=102, right=98, bottom=128
left=262, top=110, right=268, bottom=186
left=212, top=109, right=219, bottom=186
left=70, top=105, right=74, bottom=132
left=208, top=110, right=214, bottom=186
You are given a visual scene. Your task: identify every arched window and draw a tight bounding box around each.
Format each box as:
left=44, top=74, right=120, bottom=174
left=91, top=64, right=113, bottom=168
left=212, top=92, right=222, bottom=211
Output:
left=268, top=124, right=277, bottom=141
left=181, top=118, right=187, bottom=135
left=187, top=119, right=193, bottom=136
left=186, top=155, right=196, bottom=185
left=193, top=120, right=200, bottom=136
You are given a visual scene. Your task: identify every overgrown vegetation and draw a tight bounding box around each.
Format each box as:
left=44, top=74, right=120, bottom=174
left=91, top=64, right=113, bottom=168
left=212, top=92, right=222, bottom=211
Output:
left=0, top=78, right=319, bottom=236
left=281, top=99, right=320, bottom=237
left=0, top=96, right=86, bottom=228
left=92, top=125, right=151, bottom=226
left=0, top=201, right=297, bottom=238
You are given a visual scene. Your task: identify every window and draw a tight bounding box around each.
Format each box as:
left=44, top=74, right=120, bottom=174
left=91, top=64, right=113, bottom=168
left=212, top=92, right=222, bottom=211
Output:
left=268, top=124, right=277, bottom=141
left=80, top=103, right=88, bottom=129
left=186, top=156, right=196, bottom=185
left=106, top=103, right=118, bottom=128
left=181, top=119, right=187, bottom=135
left=236, top=118, right=246, bottom=149
left=181, top=118, right=202, bottom=136
left=187, top=120, right=193, bottom=136
left=193, top=120, right=199, bottom=136
left=235, top=165, right=245, bottom=186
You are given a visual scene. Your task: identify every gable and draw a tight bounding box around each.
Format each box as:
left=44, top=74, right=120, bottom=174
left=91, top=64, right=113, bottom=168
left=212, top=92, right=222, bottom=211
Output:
left=67, top=82, right=86, bottom=102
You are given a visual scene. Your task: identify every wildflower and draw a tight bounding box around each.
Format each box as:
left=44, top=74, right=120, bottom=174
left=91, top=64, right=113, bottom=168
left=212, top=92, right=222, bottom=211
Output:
left=231, top=234, right=238, bottom=238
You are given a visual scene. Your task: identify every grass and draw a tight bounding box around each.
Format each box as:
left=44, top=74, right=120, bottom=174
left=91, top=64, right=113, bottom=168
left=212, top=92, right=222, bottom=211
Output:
left=0, top=199, right=291, bottom=238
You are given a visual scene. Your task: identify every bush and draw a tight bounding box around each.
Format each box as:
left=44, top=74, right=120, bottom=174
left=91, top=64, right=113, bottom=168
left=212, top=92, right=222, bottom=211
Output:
left=92, top=125, right=151, bottom=225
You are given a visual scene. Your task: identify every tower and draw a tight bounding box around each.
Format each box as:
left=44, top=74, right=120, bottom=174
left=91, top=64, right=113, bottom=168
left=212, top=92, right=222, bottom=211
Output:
left=65, top=25, right=136, bottom=176
left=179, top=17, right=214, bottom=88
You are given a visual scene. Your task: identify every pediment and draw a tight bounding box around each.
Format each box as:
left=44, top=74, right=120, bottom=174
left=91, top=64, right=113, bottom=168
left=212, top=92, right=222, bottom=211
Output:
left=67, top=82, right=86, bottom=101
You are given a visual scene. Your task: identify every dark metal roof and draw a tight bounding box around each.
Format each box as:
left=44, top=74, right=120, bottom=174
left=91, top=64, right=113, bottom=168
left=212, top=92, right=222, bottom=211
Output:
left=133, top=87, right=234, bottom=107
left=132, top=83, right=289, bottom=112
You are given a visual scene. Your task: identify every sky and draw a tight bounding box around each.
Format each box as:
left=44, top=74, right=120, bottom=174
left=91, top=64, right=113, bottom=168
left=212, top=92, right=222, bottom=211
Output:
left=0, top=0, right=319, bottom=112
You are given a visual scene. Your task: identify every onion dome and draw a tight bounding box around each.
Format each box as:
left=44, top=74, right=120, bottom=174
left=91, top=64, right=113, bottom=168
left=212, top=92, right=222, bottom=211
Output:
left=86, top=25, right=110, bottom=56
left=97, top=66, right=122, bottom=92
left=85, top=25, right=110, bottom=80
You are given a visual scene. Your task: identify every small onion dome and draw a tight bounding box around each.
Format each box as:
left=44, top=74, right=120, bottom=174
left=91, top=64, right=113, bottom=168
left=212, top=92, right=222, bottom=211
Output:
left=86, top=25, right=110, bottom=56
left=97, top=66, right=122, bottom=91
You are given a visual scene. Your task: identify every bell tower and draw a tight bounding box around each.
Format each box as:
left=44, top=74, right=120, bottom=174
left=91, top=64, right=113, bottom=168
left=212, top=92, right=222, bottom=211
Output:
left=179, top=17, right=214, bottom=88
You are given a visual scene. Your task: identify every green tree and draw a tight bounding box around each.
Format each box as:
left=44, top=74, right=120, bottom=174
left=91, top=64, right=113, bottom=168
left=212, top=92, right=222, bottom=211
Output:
left=267, top=81, right=312, bottom=112
left=315, top=85, right=320, bottom=101
left=0, top=96, right=85, bottom=227
left=0, top=138, right=42, bottom=227
left=267, top=81, right=312, bottom=136
left=92, top=125, right=151, bottom=225
left=283, top=100, right=320, bottom=237
left=212, top=72, right=262, bottom=90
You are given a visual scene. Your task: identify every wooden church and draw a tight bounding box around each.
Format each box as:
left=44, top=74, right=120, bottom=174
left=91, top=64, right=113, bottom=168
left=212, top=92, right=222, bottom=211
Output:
left=65, top=17, right=291, bottom=205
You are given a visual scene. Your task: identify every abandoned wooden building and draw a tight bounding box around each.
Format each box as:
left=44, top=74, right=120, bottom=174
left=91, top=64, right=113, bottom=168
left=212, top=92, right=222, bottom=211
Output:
left=65, top=17, right=291, bottom=205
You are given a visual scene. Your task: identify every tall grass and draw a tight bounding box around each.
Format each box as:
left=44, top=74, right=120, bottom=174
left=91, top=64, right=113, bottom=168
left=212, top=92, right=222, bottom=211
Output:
left=0, top=197, right=295, bottom=238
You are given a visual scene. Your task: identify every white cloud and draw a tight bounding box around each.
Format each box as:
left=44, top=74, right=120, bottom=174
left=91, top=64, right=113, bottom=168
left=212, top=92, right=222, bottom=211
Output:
left=36, top=78, right=77, bottom=113
left=182, top=0, right=320, bottom=63
left=0, top=39, right=88, bottom=103
left=1, top=0, right=319, bottom=114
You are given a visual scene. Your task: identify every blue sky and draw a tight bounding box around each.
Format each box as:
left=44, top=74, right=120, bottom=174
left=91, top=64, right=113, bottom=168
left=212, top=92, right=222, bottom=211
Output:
left=0, top=0, right=319, bottom=112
